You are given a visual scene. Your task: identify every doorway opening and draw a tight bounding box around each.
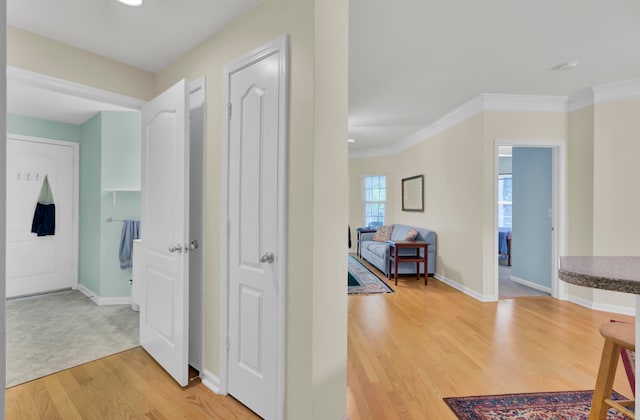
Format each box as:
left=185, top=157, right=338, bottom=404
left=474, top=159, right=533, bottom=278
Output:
left=494, top=141, right=566, bottom=301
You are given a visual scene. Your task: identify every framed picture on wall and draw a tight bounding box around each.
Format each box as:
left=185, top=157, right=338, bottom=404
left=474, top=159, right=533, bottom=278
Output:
left=402, top=175, right=424, bottom=212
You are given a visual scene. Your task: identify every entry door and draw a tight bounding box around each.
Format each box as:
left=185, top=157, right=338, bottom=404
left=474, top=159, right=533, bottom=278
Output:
left=6, top=138, right=76, bottom=298
left=226, top=40, right=287, bottom=420
left=140, top=79, right=190, bottom=386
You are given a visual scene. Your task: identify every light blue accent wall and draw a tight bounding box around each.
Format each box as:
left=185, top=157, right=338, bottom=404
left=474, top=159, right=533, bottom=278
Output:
left=511, top=147, right=552, bottom=289
left=100, top=192, right=140, bottom=297
left=99, top=111, right=141, bottom=297
left=78, top=113, right=102, bottom=295
left=101, top=111, right=141, bottom=190
left=498, top=156, right=512, bottom=175
left=78, top=111, right=141, bottom=298
left=7, top=114, right=81, bottom=142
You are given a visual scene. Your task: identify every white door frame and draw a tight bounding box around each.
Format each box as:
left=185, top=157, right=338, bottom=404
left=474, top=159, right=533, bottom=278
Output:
left=492, top=139, right=567, bottom=301
left=6, top=133, right=80, bottom=292
left=219, top=34, right=289, bottom=419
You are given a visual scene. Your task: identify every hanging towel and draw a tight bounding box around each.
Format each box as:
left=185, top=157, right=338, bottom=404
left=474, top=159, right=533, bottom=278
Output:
left=31, top=175, right=56, bottom=236
left=119, top=220, right=141, bottom=269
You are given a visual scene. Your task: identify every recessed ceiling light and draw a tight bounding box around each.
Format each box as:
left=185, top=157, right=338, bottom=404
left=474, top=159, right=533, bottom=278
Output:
left=348, top=138, right=356, bottom=143
left=117, top=0, right=143, bottom=6
left=551, top=60, right=578, bottom=72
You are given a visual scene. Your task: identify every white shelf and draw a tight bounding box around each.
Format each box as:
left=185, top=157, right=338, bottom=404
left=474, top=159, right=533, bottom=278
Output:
left=103, top=188, right=141, bottom=206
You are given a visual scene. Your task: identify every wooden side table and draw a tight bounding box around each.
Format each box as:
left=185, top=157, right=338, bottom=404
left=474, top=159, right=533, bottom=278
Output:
left=356, top=228, right=377, bottom=257
left=387, top=240, right=428, bottom=286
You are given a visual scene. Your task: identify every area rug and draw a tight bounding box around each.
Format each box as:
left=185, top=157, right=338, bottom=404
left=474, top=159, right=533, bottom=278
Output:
left=6, top=289, right=139, bottom=387
left=444, top=390, right=630, bottom=420
left=348, top=255, right=394, bottom=294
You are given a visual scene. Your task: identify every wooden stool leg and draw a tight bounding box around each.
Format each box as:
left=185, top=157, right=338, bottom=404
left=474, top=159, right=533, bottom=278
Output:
left=589, top=340, right=621, bottom=420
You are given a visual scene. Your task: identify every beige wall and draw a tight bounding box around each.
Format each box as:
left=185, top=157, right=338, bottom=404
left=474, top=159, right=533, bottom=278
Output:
left=350, top=104, right=638, bottom=313
left=566, top=106, right=595, bottom=300
left=155, top=0, right=347, bottom=417
left=8, top=26, right=155, bottom=101
left=591, top=99, right=640, bottom=309
left=350, top=115, right=486, bottom=294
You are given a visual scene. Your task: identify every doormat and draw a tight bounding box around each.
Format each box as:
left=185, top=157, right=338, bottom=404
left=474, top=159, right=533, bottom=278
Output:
left=348, top=256, right=394, bottom=295
left=444, top=390, right=630, bottom=419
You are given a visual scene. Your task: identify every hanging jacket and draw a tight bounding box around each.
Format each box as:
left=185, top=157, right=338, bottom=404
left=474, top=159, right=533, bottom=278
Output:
left=31, top=175, right=56, bottom=237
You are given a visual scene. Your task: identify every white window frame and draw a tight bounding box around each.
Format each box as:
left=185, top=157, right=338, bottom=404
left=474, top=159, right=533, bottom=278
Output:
left=363, top=175, right=386, bottom=227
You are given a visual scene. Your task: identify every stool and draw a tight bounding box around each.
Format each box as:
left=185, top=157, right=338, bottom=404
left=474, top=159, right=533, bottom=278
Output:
left=589, top=321, right=635, bottom=419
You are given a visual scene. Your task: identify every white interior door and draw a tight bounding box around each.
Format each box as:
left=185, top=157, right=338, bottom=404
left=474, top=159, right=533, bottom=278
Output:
left=6, top=137, right=77, bottom=298
left=226, top=40, right=287, bottom=420
left=140, top=79, right=190, bottom=386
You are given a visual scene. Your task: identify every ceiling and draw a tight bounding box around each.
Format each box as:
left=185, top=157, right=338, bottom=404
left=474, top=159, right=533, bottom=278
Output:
left=349, top=0, right=640, bottom=151
left=7, top=0, right=640, bottom=146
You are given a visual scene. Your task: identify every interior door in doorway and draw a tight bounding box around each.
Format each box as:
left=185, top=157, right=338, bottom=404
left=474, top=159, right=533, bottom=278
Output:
left=6, top=137, right=77, bottom=298
left=139, top=79, right=190, bottom=387
left=225, top=38, right=288, bottom=420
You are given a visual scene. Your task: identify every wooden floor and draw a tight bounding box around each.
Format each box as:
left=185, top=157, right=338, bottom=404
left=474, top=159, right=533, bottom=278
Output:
left=348, top=258, right=634, bottom=419
left=6, top=258, right=634, bottom=419
left=6, top=347, right=259, bottom=420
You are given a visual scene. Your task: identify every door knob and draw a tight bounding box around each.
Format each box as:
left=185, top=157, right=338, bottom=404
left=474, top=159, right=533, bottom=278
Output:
left=259, top=251, right=274, bottom=263
left=168, top=244, right=183, bottom=253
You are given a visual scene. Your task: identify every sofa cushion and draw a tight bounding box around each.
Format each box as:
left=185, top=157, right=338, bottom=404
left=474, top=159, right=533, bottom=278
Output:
left=365, top=242, right=389, bottom=259
left=404, top=228, right=418, bottom=240
left=372, top=225, right=393, bottom=242
left=391, top=224, right=413, bottom=241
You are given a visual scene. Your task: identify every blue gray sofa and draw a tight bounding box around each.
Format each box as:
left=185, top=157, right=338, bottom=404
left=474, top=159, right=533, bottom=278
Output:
left=359, top=224, right=436, bottom=277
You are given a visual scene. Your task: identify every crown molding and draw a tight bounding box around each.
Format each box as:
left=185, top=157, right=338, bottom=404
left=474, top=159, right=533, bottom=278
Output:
left=593, top=77, right=640, bottom=105
left=350, top=94, right=568, bottom=159
left=568, top=88, right=594, bottom=112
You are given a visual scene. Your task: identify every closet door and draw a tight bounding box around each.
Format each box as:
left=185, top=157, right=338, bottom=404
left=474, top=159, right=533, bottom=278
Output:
left=6, top=137, right=77, bottom=298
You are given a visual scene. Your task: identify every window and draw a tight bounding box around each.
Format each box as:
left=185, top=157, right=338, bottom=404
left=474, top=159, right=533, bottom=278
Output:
left=498, top=174, right=512, bottom=228
left=364, top=175, right=386, bottom=227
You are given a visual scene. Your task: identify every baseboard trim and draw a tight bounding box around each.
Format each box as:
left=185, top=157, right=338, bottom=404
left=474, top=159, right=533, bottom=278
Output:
left=434, top=273, right=494, bottom=302
left=75, top=284, right=131, bottom=306
left=202, top=369, right=222, bottom=394
left=567, top=295, right=635, bottom=316
left=510, top=275, right=551, bottom=294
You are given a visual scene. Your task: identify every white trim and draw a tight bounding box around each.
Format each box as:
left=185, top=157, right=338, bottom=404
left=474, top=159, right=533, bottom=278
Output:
left=7, top=66, right=146, bottom=110
left=7, top=133, right=80, bottom=295
left=510, top=275, right=552, bottom=294
left=351, top=81, right=640, bottom=158
left=434, top=274, right=494, bottom=302
left=567, top=295, right=636, bottom=317
left=493, top=139, right=568, bottom=302
left=568, top=88, right=595, bottom=112
left=201, top=369, right=222, bottom=394
left=220, top=34, right=289, bottom=420
left=350, top=95, right=484, bottom=159
left=350, top=94, right=567, bottom=159
left=76, top=283, right=132, bottom=305
left=593, top=78, right=640, bottom=105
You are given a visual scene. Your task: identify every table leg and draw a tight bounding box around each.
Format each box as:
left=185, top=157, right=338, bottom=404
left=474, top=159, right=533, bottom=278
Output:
left=634, top=295, right=640, bottom=415
left=394, top=247, right=399, bottom=286
left=424, top=253, right=428, bottom=286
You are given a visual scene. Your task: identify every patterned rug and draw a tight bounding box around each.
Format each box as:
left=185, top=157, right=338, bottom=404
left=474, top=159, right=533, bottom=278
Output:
left=444, top=390, right=630, bottom=419
left=348, top=255, right=394, bottom=294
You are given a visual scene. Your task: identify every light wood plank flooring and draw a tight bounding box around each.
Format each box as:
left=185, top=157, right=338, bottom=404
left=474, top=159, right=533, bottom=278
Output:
left=348, top=258, right=633, bottom=419
left=6, top=347, right=259, bottom=420
left=7, top=259, right=634, bottom=419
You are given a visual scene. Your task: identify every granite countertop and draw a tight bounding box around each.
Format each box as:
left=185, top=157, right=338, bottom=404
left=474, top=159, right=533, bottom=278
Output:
left=558, top=256, right=640, bottom=295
